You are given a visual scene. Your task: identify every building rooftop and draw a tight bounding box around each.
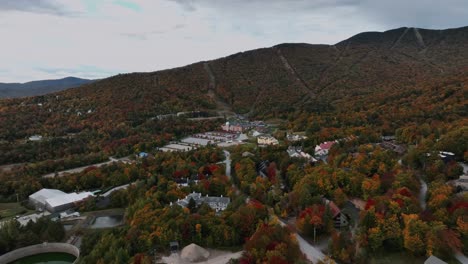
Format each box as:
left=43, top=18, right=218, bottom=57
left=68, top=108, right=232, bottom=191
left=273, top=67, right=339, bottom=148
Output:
left=29, top=189, right=67, bottom=205
left=424, top=255, right=447, bottom=264
left=45, top=192, right=94, bottom=208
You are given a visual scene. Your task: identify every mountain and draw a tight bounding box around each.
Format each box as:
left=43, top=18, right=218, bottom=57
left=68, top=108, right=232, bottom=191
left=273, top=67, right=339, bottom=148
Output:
left=62, top=26, right=468, bottom=116
left=0, top=26, right=467, bottom=143
left=0, top=77, right=94, bottom=98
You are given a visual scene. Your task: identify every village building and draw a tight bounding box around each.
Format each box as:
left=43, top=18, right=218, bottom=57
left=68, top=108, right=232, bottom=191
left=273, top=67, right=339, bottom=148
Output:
left=221, top=121, right=250, bottom=133
left=287, top=146, right=317, bottom=161
left=258, top=135, right=279, bottom=146
left=175, top=192, right=230, bottom=212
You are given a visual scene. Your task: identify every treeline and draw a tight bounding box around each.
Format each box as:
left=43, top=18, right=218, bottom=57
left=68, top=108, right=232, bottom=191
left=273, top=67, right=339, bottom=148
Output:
left=0, top=218, right=65, bottom=254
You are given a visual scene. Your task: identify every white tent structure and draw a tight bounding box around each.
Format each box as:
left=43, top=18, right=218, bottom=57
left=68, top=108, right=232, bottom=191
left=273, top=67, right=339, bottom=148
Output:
left=45, top=192, right=94, bottom=213
left=29, top=189, right=66, bottom=210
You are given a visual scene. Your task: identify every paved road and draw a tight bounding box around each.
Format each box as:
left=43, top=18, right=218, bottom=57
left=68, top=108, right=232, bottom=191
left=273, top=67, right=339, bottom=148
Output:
left=278, top=219, right=327, bottom=263
left=419, top=178, right=428, bottom=210
left=42, top=157, right=132, bottom=178
left=455, top=252, right=468, bottom=264
left=223, top=150, right=231, bottom=178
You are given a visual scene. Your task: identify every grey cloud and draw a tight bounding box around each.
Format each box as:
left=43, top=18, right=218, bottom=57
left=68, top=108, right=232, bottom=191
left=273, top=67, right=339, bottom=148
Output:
left=0, top=0, right=69, bottom=15
left=169, top=0, right=358, bottom=12
left=121, top=24, right=187, bottom=40
left=358, top=0, right=468, bottom=29
left=169, top=0, right=468, bottom=29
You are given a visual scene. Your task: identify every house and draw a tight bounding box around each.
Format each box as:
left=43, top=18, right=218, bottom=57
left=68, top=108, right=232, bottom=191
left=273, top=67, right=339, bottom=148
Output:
left=176, top=192, right=230, bottom=212
left=424, top=255, right=447, bottom=264
left=323, top=198, right=349, bottom=228
left=286, top=146, right=317, bottom=162
left=258, top=135, right=279, bottom=146
left=315, top=141, right=336, bottom=156
left=287, top=146, right=317, bottom=162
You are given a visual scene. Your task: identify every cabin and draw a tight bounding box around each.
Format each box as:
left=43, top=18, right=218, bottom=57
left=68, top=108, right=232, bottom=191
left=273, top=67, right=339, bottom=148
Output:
left=323, top=198, right=349, bottom=228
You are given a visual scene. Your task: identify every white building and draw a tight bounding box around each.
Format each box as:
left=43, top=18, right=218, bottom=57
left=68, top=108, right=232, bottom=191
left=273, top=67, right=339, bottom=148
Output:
left=29, top=189, right=94, bottom=213
left=45, top=192, right=94, bottom=213
left=258, top=136, right=279, bottom=146
left=287, top=146, right=317, bottom=162
left=176, top=192, right=230, bottom=212
left=29, top=189, right=67, bottom=210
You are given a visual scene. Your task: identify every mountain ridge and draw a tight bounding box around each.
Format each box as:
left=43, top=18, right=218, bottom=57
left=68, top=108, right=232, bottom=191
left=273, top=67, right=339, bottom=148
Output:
left=0, top=77, right=94, bottom=98
left=0, top=25, right=467, bottom=141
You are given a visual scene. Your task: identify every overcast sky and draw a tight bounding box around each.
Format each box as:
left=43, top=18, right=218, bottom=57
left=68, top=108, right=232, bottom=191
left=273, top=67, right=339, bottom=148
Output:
left=0, top=0, right=467, bottom=82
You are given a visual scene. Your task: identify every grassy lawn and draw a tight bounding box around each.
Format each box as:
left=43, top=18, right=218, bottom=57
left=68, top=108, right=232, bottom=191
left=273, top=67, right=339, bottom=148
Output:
left=0, top=202, right=29, bottom=219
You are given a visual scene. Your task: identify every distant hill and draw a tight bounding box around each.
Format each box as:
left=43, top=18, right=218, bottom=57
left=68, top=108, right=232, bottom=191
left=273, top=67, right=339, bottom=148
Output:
left=0, top=77, right=94, bottom=98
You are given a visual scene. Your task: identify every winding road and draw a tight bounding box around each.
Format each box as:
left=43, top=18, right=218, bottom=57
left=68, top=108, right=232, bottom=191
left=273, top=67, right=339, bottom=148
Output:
left=223, top=150, right=231, bottom=178
left=277, top=219, right=327, bottom=263
left=42, top=156, right=132, bottom=178
left=419, top=178, right=428, bottom=210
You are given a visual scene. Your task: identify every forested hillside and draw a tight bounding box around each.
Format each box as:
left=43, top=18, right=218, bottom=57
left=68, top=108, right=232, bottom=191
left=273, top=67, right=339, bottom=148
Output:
left=0, top=26, right=467, bottom=167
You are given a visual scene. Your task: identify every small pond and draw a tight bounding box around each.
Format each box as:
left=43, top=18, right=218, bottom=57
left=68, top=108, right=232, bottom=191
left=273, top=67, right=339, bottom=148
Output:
left=9, top=252, right=76, bottom=264
left=90, top=215, right=123, bottom=229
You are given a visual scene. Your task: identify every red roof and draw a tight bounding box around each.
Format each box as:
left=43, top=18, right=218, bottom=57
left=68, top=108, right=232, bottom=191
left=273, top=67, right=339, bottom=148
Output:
left=327, top=201, right=341, bottom=217
left=319, top=141, right=335, bottom=150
